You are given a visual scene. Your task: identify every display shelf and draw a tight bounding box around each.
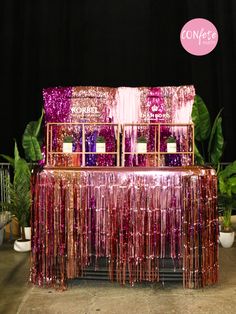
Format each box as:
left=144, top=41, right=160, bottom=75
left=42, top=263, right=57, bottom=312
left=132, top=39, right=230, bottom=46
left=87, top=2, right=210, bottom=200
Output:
left=122, top=123, right=194, bottom=167
left=46, top=122, right=120, bottom=167
left=45, top=122, right=194, bottom=168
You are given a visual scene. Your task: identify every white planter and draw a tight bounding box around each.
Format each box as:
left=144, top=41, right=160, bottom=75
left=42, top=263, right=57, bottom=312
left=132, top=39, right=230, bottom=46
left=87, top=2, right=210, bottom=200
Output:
left=219, top=231, right=235, bottom=248
left=96, top=142, right=106, bottom=153
left=167, top=142, right=177, bottom=153
left=14, top=239, right=31, bottom=252
left=24, top=227, right=31, bottom=240
left=137, top=142, right=147, bottom=153
left=63, top=143, right=73, bottom=153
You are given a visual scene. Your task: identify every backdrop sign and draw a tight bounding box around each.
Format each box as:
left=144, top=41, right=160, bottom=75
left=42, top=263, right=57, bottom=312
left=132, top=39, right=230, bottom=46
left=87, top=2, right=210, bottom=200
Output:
left=43, top=85, right=195, bottom=124
left=180, top=18, right=218, bottom=56
left=43, top=86, right=117, bottom=123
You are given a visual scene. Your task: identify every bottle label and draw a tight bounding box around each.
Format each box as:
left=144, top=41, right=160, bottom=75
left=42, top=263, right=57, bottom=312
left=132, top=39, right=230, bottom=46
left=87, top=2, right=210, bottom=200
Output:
left=167, top=143, right=177, bottom=153
left=96, top=143, right=106, bottom=153
left=63, top=143, right=73, bottom=153
left=137, top=143, right=147, bottom=153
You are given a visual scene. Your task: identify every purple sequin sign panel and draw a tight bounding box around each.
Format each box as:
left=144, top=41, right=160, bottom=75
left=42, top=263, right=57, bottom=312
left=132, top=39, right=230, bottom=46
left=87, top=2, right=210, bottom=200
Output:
left=43, top=86, right=117, bottom=123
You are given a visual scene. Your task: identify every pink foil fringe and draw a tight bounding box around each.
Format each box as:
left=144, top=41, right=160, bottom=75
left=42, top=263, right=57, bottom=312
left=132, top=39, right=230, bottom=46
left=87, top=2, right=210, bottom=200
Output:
left=30, top=167, right=218, bottom=289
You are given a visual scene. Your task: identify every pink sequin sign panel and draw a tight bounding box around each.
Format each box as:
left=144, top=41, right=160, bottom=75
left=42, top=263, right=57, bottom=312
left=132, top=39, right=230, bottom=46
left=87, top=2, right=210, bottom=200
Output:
left=43, top=85, right=195, bottom=124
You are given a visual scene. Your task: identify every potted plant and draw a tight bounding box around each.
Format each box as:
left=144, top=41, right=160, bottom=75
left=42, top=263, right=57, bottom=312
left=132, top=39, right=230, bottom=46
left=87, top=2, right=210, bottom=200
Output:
left=0, top=109, right=43, bottom=251
left=218, top=161, right=236, bottom=248
left=137, top=135, right=147, bottom=153
left=191, top=94, right=224, bottom=169
left=191, top=95, right=236, bottom=247
left=96, top=135, right=106, bottom=153
left=63, top=135, right=74, bottom=153
left=2, top=142, right=32, bottom=251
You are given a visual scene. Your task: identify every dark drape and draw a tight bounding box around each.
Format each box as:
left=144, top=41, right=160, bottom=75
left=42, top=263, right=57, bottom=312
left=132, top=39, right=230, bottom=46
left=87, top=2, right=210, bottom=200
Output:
left=1, top=0, right=235, bottom=161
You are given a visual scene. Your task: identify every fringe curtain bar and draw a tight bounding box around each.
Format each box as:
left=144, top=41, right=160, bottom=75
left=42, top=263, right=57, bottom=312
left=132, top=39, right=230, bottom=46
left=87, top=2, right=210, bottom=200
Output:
left=30, top=167, right=218, bottom=289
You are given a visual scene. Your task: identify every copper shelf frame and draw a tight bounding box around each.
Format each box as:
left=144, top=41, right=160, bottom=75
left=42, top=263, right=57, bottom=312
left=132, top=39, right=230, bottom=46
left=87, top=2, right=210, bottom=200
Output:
left=46, top=122, right=194, bottom=168
left=121, top=123, right=194, bottom=167
left=46, top=122, right=120, bottom=167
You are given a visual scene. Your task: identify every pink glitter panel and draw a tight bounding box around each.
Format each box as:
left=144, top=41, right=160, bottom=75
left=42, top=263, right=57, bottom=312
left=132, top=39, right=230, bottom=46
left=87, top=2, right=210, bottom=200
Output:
left=71, top=86, right=117, bottom=123
left=43, top=85, right=195, bottom=125
left=30, top=167, right=218, bottom=290
left=147, top=87, right=169, bottom=123
left=139, top=85, right=195, bottom=123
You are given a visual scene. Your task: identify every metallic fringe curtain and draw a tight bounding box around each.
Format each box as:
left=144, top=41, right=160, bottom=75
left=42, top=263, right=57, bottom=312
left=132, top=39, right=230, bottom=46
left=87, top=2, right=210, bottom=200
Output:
left=30, top=167, right=218, bottom=289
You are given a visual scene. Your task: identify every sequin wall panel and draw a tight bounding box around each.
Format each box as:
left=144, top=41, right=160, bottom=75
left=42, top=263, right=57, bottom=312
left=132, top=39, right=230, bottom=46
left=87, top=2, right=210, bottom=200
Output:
left=42, top=85, right=195, bottom=167
left=43, top=85, right=195, bottom=124
left=30, top=167, right=218, bottom=289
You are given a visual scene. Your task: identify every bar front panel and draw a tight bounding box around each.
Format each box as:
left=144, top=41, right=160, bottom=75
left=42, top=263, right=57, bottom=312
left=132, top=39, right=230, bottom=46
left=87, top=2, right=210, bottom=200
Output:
left=30, top=167, right=218, bottom=289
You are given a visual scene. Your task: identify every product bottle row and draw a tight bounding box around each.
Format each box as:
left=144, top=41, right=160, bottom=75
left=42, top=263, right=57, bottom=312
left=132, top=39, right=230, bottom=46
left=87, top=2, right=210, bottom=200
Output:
left=46, top=122, right=194, bottom=167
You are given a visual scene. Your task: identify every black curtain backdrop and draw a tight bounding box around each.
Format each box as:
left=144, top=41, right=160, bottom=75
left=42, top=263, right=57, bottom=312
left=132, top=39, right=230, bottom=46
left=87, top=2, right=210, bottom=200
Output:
left=1, top=0, right=236, bottom=161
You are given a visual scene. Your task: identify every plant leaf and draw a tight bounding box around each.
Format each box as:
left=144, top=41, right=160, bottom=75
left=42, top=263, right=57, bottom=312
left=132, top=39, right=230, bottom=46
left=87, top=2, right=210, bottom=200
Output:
left=14, top=141, right=20, bottom=170
left=231, top=185, right=236, bottom=194
left=191, top=95, right=211, bottom=142
left=218, top=162, right=236, bottom=200
left=208, top=108, right=224, bottom=162
left=22, top=109, right=44, bottom=161
left=228, top=176, right=236, bottom=195
left=22, top=132, right=43, bottom=161
left=209, top=117, right=224, bottom=165
left=0, top=154, right=14, bottom=167
left=35, top=108, right=44, bottom=138
left=24, top=108, right=44, bottom=138
left=218, top=174, right=227, bottom=195
left=194, top=143, right=205, bottom=165
left=220, top=160, right=236, bottom=179
left=14, top=158, right=31, bottom=187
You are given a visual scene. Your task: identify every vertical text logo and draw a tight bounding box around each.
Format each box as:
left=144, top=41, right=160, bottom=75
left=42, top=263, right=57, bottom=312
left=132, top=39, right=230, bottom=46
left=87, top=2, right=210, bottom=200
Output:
left=180, top=18, right=218, bottom=56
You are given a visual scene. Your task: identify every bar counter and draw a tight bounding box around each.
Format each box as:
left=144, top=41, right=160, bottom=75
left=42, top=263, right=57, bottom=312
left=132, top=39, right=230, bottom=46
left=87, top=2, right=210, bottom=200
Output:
left=30, top=166, right=219, bottom=289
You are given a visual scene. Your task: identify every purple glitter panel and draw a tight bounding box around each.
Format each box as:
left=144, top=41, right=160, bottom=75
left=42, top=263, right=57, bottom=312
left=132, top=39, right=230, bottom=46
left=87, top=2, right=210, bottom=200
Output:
left=43, top=87, right=73, bottom=123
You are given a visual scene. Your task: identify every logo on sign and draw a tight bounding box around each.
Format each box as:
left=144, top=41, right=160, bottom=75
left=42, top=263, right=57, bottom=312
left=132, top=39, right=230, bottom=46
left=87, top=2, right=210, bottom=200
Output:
left=71, top=106, right=99, bottom=115
left=180, top=18, right=218, bottom=56
left=150, top=104, right=158, bottom=113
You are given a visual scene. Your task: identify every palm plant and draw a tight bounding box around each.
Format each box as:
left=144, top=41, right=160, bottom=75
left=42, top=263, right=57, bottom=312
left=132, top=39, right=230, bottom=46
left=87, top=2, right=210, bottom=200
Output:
left=222, top=203, right=232, bottom=231
left=0, top=109, right=44, bottom=240
left=2, top=143, right=32, bottom=240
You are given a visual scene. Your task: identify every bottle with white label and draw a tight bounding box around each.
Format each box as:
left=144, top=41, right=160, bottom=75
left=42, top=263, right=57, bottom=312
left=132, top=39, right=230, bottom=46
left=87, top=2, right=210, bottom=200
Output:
left=167, top=136, right=177, bottom=153
left=63, top=136, right=73, bottom=153
left=137, top=136, right=147, bottom=153
left=96, top=136, right=106, bottom=153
